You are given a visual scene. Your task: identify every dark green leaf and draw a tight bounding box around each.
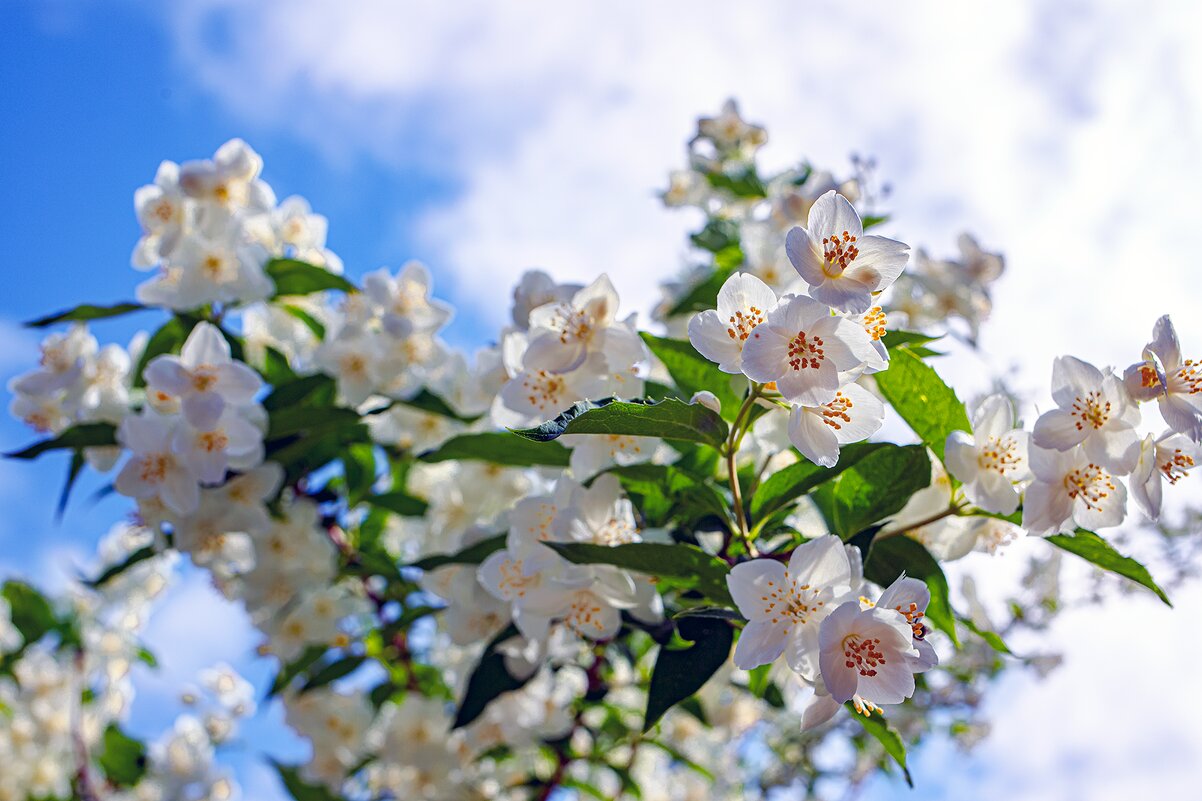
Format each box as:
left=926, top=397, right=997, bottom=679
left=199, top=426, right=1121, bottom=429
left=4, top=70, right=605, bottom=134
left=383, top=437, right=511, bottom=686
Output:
left=267, top=406, right=361, bottom=441
left=454, top=626, right=530, bottom=728
left=809, top=445, right=931, bottom=538
left=863, top=536, right=959, bottom=646
left=273, top=761, right=344, bottom=801
left=262, top=374, right=337, bottom=413
left=604, top=464, right=728, bottom=528
left=280, top=304, right=327, bottom=339
left=848, top=705, right=912, bottom=787
left=1047, top=529, right=1171, bottom=605
left=84, top=546, right=158, bottom=588
left=25, top=301, right=145, bottom=328
left=545, top=542, right=733, bottom=606
left=266, top=258, right=356, bottom=297
left=749, top=442, right=891, bottom=521
left=512, top=398, right=728, bottom=450
left=705, top=166, right=767, bottom=198
left=666, top=265, right=737, bottom=317
left=341, top=443, right=378, bottom=504
left=644, top=616, right=733, bottom=730
left=957, top=615, right=1011, bottom=654
left=363, top=491, right=429, bottom=517
left=419, top=432, right=571, bottom=467
left=269, top=646, right=329, bottom=698
left=97, top=724, right=148, bottom=787
left=640, top=333, right=742, bottom=420
left=5, top=422, right=117, bottom=460
left=1, top=581, right=57, bottom=645
left=302, top=655, right=367, bottom=693
left=260, top=346, right=299, bottom=386
left=397, top=389, right=481, bottom=423
left=56, top=449, right=87, bottom=518
left=408, top=534, right=507, bottom=572
left=874, top=347, right=970, bottom=463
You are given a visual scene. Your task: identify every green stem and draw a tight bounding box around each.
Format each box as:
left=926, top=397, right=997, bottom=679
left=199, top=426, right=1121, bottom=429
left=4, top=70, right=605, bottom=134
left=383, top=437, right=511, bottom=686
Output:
left=724, top=384, right=763, bottom=556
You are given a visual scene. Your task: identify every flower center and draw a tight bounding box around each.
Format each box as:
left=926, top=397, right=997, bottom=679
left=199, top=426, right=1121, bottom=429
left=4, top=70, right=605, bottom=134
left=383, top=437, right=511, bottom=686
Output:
left=819, top=391, right=854, bottom=430
left=787, top=331, right=825, bottom=371
left=555, top=306, right=594, bottom=346
left=821, top=230, right=859, bottom=277
left=139, top=453, right=172, bottom=484
left=758, top=575, right=826, bottom=629
left=861, top=306, right=887, bottom=341
left=197, top=430, right=229, bottom=453
left=497, top=558, right=537, bottom=599
left=521, top=369, right=566, bottom=411
left=726, top=306, right=766, bottom=342
left=1139, top=364, right=1162, bottom=389
left=564, top=591, right=607, bottom=637
left=841, top=634, right=886, bottom=677
left=1171, top=360, right=1201, bottom=396
left=976, top=435, right=1022, bottom=475
left=191, top=366, right=219, bottom=392
left=1070, top=391, right=1111, bottom=430
left=1063, top=462, right=1115, bottom=510
left=593, top=517, right=638, bottom=546
left=1161, top=449, right=1196, bottom=484
left=888, top=601, right=926, bottom=641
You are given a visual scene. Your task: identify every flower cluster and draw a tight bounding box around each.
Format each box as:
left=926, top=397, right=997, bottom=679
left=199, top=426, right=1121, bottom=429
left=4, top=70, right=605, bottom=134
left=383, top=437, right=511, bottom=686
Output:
left=4, top=104, right=1199, bottom=801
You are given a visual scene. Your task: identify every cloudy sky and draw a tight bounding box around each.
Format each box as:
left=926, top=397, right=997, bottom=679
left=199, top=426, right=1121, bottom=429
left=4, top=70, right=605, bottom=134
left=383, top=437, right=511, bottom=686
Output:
left=2, top=1, right=1201, bottom=798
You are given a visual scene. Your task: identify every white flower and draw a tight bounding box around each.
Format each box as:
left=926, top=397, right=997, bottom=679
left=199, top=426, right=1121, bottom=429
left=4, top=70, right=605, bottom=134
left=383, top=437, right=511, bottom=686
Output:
left=696, top=99, right=767, bottom=154
left=785, top=191, right=909, bottom=314
left=565, top=433, right=658, bottom=480
left=725, top=535, right=854, bottom=679
left=687, top=272, right=778, bottom=374
left=817, top=601, right=920, bottom=709
left=362, top=261, right=453, bottom=337
left=523, top=274, right=641, bottom=374
left=178, top=138, right=273, bottom=213
left=1124, top=315, right=1202, bottom=441
left=133, top=160, right=189, bottom=263
left=10, top=323, right=97, bottom=395
left=1131, top=432, right=1199, bottom=519
left=741, top=294, right=879, bottom=405
left=144, top=322, right=262, bottom=430
left=1032, top=356, right=1141, bottom=474
left=945, top=394, right=1031, bottom=514
left=511, top=269, right=582, bottom=330
left=0, top=597, right=21, bottom=654
left=689, top=390, right=722, bottom=415
left=1021, top=445, right=1127, bottom=535
left=314, top=333, right=385, bottom=406
left=114, top=411, right=201, bottom=515
left=172, top=408, right=264, bottom=484
left=875, top=576, right=938, bottom=672
left=787, top=381, right=884, bottom=468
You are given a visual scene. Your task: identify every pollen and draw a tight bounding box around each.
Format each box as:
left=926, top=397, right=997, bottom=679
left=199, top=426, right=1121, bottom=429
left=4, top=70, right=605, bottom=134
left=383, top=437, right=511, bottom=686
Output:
left=787, top=330, right=825, bottom=371
left=726, top=306, right=766, bottom=342
left=821, top=230, right=859, bottom=276
left=138, top=453, right=172, bottom=484
left=820, top=391, right=854, bottom=430
left=1161, top=449, right=1196, bottom=484
left=841, top=634, right=886, bottom=677
left=976, top=435, right=1023, bottom=476
left=861, top=306, right=887, bottom=341
left=1063, top=462, right=1115, bottom=511
left=522, top=369, right=566, bottom=411
left=1174, top=360, right=1202, bottom=396
left=1070, top=390, right=1112, bottom=430
left=758, top=570, right=826, bottom=630
left=191, top=366, right=219, bottom=392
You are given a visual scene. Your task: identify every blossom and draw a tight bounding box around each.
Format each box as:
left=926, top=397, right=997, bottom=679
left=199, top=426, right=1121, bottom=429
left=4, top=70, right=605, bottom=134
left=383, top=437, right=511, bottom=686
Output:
left=785, top=191, right=909, bottom=314
left=511, top=269, right=582, bottom=330
left=1021, top=445, right=1128, bottom=535
left=144, top=322, right=263, bottom=430
left=362, top=261, right=453, bottom=337
left=945, top=394, right=1031, bottom=514
left=523, top=274, right=642, bottom=374
left=1032, top=356, right=1141, bottom=474
left=114, top=411, right=201, bottom=515
left=688, top=272, right=778, bottom=373
left=740, top=293, right=880, bottom=405
left=172, top=407, right=265, bottom=484
left=875, top=576, right=937, bottom=671
left=1124, top=315, right=1202, bottom=441
left=178, top=138, right=273, bottom=213
left=1130, top=432, right=1199, bottom=519
left=726, top=535, right=854, bottom=678
left=817, top=601, right=920, bottom=709
left=787, top=381, right=885, bottom=468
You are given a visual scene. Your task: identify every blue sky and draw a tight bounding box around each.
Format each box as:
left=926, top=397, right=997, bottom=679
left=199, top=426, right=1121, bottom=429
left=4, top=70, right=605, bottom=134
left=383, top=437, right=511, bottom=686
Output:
left=3, top=1, right=1202, bottom=799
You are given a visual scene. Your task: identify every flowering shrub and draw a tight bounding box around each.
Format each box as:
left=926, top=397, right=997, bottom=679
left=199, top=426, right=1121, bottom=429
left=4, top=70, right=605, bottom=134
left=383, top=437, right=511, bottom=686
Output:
left=3, top=101, right=1198, bottom=800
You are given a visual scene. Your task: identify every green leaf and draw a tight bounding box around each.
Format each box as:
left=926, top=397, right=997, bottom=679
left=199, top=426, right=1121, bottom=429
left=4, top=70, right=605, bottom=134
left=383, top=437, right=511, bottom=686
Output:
left=883, top=330, right=940, bottom=352
left=689, top=218, right=741, bottom=253
left=705, top=166, right=767, bottom=198
left=957, top=615, right=1012, bottom=654
left=97, top=724, right=148, bottom=787
left=1, top=581, right=57, bottom=646
left=302, top=655, right=367, bottom=693
left=5, top=422, right=117, bottom=460
left=604, top=464, right=728, bottom=528
left=84, top=545, right=158, bottom=588
left=418, top=432, right=571, bottom=467
left=1047, top=529, right=1171, bottom=606
left=848, top=705, right=912, bottom=787
left=56, top=449, right=87, bottom=518
left=862, top=214, right=890, bottom=230
left=341, top=443, right=378, bottom=504
left=644, top=616, right=733, bottom=731
left=545, top=542, right=733, bottom=606
left=267, top=406, right=361, bottom=441
left=266, top=258, right=357, bottom=297
left=260, top=346, right=299, bottom=386
left=397, top=389, right=481, bottom=423
left=453, top=626, right=530, bottom=728
left=273, top=761, right=344, bottom=801
left=512, top=398, right=728, bottom=450
left=280, top=304, right=327, bottom=339
left=408, top=533, right=507, bottom=572
left=640, top=333, right=742, bottom=420
left=262, top=374, right=337, bottom=413
left=269, top=646, right=329, bottom=698
left=666, top=265, right=737, bottom=317
left=873, top=347, right=971, bottom=463
left=809, top=445, right=931, bottom=538
left=749, top=442, right=891, bottom=522
left=863, top=536, right=959, bottom=646
left=25, top=301, right=145, bottom=328
left=363, top=491, right=429, bottom=517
